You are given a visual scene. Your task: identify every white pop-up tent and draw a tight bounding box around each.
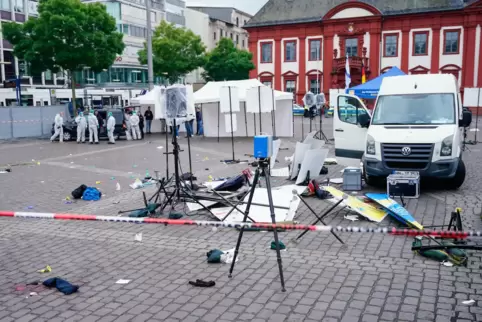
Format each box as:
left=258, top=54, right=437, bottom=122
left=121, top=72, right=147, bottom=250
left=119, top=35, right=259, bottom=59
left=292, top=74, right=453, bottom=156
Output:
left=194, top=79, right=294, bottom=138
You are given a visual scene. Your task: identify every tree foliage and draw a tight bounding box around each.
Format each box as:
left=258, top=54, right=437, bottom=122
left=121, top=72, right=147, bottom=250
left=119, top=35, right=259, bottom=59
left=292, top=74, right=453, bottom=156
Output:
left=2, top=0, right=125, bottom=110
left=138, top=20, right=206, bottom=84
left=203, top=38, right=255, bottom=82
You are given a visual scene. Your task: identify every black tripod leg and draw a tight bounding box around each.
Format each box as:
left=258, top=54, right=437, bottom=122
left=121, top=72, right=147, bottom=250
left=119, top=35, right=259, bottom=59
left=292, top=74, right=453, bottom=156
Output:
left=212, top=190, right=257, bottom=223
left=296, top=199, right=344, bottom=241
left=297, top=195, right=344, bottom=244
left=221, top=190, right=251, bottom=221
left=263, top=165, right=286, bottom=292
left=229, top=168, right=261, bottom=278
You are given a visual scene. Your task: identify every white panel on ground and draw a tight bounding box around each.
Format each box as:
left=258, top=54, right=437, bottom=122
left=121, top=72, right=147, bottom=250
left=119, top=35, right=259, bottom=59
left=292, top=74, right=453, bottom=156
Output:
left=296, top=149, right=329, bottom=185
left=224, top=113, right=237, bottom=132
left=220, top=86, right=240, bottom=113
left=270, top=139, right=281, bottom=169
left=290, top=142, right=312, bottom=180
left=186, top=200, right=219, bottom=212
left=271, top=167, right=290, bottom=177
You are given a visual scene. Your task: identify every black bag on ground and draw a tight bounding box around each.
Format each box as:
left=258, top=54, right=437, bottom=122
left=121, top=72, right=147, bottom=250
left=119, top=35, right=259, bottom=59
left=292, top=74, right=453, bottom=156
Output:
left=72, top=185, right=88, bottom=199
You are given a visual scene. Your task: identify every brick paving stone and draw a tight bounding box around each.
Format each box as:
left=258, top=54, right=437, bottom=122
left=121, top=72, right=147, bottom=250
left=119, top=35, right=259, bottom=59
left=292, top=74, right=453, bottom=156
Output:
left=1, top=130, right=482, bottom=322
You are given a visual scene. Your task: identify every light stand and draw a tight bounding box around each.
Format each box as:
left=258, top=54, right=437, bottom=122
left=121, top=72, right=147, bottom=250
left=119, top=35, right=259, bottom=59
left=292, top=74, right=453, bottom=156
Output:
left=229, top=158, right=286, bottom=292
left=271, top=89, right=277, bottom=138
left=222, top=86, right=241, bottom=164
left=314, top=104, right=330, bottom=144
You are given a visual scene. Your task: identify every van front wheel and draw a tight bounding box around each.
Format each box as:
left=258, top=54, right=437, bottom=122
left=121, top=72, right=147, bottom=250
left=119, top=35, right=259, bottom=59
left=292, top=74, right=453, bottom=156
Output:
left=448, top=160, right=466, bottom=189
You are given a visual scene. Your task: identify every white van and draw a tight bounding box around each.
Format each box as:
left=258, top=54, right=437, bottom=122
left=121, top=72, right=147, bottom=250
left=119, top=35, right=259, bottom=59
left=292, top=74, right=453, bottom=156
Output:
left=334, top=74, right=472, bottom=188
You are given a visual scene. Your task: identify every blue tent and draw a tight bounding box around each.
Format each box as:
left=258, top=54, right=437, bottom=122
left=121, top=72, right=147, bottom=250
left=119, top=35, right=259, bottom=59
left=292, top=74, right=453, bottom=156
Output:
left=347, top=66, right=406, bottom=99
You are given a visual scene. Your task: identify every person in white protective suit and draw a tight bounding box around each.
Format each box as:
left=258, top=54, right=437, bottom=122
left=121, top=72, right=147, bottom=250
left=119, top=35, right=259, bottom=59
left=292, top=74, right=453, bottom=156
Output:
left=130, top=111, right=141, bottom=140
left=106, top=112, right=116, bottom=144
left=124, top=110, right=132, bottom=141
left=88, top=111, right=99, bottom=144
left=50, top=112, right=64, bottom=143
left=75, top=111, right=87, bottom=144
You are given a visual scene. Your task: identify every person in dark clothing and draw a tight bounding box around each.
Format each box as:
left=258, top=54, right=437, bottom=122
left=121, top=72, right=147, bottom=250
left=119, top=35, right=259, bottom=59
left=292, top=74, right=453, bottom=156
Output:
left=94, top=110, right=104, bottom=138
left=139, top=112, right=145, bottom=139
left=195, top=106, right=203, bottom=136
left=144, top=107, right=153, bottom=134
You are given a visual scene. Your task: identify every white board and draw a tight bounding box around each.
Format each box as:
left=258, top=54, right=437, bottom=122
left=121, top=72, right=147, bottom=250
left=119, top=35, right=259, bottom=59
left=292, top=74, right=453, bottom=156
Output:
left=224, top=113, right=237, bottom=133
left=463, top=88, right=482, bottom=107
left=260, top=86, right=275, bottom=113
left=270, top=139, right=281, bottom=169
left=271, top=167, right=290, bottom=177
left=220, top=86, right=240, bottom=113
left=295, top=149, right=329, bottom=185
left=290, top=142, right=312, bottom=180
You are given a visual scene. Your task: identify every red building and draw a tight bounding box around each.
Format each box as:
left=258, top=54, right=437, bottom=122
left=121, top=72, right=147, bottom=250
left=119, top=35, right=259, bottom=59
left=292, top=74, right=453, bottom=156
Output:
left=245, top=0, right=482, bottom=104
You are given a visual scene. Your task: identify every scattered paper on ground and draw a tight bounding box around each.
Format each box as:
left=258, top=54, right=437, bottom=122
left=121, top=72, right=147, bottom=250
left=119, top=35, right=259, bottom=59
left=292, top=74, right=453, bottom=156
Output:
left=462, top=299, right=475, bottom=305
left=271, top=167, right=290, bottom=177
left=441, top=261, right=454, bottom=267
left=469, top=128, right=479, bottom=132
left=330, top=178, right=343, bottom=184
left=344, top=214, right=359, bottom=221
left=324, top=158, right=338, bottom=164
left=116, top=279, right=131, bottom=284
left=157, top=146, right=164, bottom=149
left=134, top=233, right=142, bottom=242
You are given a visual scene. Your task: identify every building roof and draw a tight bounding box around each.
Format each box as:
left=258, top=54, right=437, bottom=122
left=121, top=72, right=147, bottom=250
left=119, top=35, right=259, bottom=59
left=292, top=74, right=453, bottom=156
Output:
left=187, top=6, right=252, bottom=25
left=245, top=0, right=469, bottom=28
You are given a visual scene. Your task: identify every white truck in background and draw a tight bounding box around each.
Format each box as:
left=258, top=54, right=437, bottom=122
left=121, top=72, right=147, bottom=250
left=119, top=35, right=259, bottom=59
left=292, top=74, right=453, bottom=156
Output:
left=334, top=74, right=472, bottom=189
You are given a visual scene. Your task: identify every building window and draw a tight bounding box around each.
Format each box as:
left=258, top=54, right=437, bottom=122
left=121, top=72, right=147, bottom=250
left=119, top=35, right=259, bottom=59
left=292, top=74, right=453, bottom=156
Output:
left=110, top=68, right=125, bottom=82
left=244, top=20, right=247, bottom=25
left=14, top=0, right=23, bottom=12
left=309, top=78, right=321, bottom=94
left=345, top=38, right=358, bottom=57
left=413, top=31, right=428, bottom=55
left=309, top=39, right=321, bottom=61
left=4, top=51, right=15, bottom=79
left=1, top=0, right=10, bottom=10
left=220, top=30, right=223, bottom=37
left=444, top=30, right=460, bottom=54
left=236, top=17, right=239, bottom=27
left=284, top=40, right=296, bottom=62
left=236, top=35, right=239, bottom=45
left=213, top=32, right=216, bottom=40
left=230, top=33, right=233, bottom=39
left=18, top=59, right=29, bottom=76
left=384, top=34, right=398, bottom=57
left=262, top=81, right=272, bottom=87
left=122, top=24, right=129, bottom=35
left=285, top=79, right=296, bottom=93
left=242, top=39, right=245, bottom=48
left=260, top=42, right=272, bottom=63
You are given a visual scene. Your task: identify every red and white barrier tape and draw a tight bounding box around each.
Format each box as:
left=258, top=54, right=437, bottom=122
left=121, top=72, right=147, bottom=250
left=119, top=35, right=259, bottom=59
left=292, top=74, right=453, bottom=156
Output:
left=1, top=211, right=480, bottom=239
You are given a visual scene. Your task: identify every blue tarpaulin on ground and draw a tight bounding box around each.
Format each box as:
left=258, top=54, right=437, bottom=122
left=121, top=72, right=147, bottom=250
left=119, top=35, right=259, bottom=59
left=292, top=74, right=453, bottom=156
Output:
left=347, top=67, right=406, bottom=99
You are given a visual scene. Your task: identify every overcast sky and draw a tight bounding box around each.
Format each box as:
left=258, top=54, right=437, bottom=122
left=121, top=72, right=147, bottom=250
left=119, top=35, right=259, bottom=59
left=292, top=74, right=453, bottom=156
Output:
left=186, top=0, right=269, bottom=15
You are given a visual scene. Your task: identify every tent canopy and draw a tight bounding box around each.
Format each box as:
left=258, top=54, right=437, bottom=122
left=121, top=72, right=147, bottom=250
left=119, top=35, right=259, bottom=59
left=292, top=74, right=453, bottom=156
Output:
left=130, top=86, right=162, bottom=105
left=194, top=79, right=293, bottom=104
left=347, top=67, right=406, bottom=99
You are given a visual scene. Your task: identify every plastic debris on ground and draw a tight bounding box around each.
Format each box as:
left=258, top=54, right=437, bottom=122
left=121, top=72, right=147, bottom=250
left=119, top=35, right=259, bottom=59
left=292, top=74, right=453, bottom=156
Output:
left=26, top=206, right=34, bottom=209
left=111, top=177, right=115, bottom=180
left=0, top=168, right=11, bottom=174
left=271, top=167, right=290, bottom=177
left=134, top=233, right=142, bottom=242
left=441, top=261, right=454, bottom=267
left=116, top=183, right=121, bottom=191
left=116, top=279, right=131, bottom=284
left=207, top=248, right=238, bottom=264
left=270, top=241, right=286, bottom=251
left=38, top=265, right=51, bottom=273
left=344, top=214, right=359, bottom=221
left=462, top=299, right=475, bottom=305
left=469, top=128, right=479, bottom=132
left=324, top=158, right=338, bottom=165
left=157, top=146, right=164, bottom=149
left=329, top=178, right=343, bottom=184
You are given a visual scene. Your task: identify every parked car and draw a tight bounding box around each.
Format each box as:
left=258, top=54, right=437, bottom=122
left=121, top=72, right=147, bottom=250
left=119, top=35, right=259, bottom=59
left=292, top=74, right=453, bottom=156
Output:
left=51, top=108, right=127, bottom=142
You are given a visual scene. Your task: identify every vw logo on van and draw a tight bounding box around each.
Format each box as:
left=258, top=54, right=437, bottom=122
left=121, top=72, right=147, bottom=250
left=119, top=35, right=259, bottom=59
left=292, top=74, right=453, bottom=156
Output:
left=401, top=147, right=412, bottom=156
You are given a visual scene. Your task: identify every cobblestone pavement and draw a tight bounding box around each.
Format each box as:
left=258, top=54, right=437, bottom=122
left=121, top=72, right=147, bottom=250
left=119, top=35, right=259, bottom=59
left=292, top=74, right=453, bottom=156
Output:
left=1, top=117, right=482, bottom=322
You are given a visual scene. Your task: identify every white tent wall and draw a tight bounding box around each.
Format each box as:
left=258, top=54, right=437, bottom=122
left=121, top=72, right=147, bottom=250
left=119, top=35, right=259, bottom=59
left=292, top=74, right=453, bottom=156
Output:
left=201, top=99, right=293, bottom=138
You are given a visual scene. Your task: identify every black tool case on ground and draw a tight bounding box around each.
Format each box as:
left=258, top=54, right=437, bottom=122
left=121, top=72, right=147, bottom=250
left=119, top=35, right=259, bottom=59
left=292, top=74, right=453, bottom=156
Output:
left=387, top=171, right=420, bottom=198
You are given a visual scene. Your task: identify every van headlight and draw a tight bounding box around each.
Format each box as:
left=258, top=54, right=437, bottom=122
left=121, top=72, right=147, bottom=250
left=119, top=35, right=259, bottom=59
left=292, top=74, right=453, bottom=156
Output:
left=440, top=135, right=453, bottom=156
left=366, top=135, right=376, bottom=155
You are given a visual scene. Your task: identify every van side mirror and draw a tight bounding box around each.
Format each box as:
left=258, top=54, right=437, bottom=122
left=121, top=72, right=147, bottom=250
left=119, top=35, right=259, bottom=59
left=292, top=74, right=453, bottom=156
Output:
left=460, top=108, right=472, bottom=127
left=357, top=112, right=371, bottom=128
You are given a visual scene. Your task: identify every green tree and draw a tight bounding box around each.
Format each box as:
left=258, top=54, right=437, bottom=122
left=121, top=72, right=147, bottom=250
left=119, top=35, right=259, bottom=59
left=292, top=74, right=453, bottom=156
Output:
left=203, top=38, right=255, bottom=82
left=138, top=20, right=206, bottom=84
left=2, top=0, right=124, bottom=113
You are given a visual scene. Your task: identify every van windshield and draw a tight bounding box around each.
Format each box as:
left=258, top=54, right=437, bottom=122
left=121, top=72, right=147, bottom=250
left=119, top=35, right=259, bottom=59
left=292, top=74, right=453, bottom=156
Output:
left=372, top=94, right=456, bottom=125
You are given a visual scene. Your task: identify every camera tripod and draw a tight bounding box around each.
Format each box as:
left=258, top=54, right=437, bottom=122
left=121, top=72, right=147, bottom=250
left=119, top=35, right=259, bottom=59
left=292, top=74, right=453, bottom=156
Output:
left=228, top=157, right=286, bottom=292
